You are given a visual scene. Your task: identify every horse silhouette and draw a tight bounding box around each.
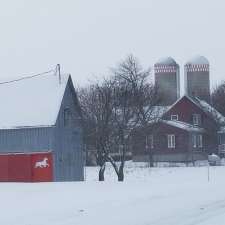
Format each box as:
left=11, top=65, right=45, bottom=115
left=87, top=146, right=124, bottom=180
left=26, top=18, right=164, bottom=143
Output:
left=35, top=157, right=49, bottom=168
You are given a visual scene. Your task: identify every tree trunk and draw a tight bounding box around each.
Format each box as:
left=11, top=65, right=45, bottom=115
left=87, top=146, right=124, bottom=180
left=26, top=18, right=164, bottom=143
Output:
left=98, top=164, right=105, bottom=181
left=118, top=164, right=124, bottom=181
left=149, top=152, right=154, bottom=167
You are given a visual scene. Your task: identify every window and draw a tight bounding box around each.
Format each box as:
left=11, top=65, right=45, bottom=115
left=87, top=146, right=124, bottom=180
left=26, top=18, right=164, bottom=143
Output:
left=149, top=135, right=154, bottom=149
left=198, top=135, right=203, bottom=148
left=64, top=108, right=71, bottom=127
left=145, top=135, right=154, bottom=150
left=193, top=114, right=201, bottom=126
left=192, top=135, right=197, bottom=148
left=168, top=134, right=175, bottom=148
left=219, top=135, right=222, bottom=145
left=171, top=115, right=178, bottom=121
left=192, top=134, right=203, bottom=148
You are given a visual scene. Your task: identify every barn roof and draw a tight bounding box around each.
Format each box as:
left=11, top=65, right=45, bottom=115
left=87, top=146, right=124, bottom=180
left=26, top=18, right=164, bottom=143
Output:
left=218, top=127, right=225, bottom=133
left=149, top=106, right=171, bottom=119
left=193, top=97, right=225, bottom=125
left=161, top=120, right=205, bottom=132
left=164, top=95, right=225, bottom=126
left=0, top=73, right=70, bottom=129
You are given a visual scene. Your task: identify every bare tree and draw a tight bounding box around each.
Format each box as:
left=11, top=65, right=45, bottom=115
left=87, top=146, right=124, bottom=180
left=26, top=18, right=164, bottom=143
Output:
left=78, top=80, right=115, bottom=181
left=108, top=55, right=159, bottom=180
left=211, top=81, right=225, bottom=117
left=79, top=55, right=159, bottom=182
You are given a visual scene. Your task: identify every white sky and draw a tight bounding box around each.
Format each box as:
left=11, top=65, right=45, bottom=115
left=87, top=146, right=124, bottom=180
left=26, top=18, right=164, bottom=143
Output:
left=0, top=0, right=225, bottom=89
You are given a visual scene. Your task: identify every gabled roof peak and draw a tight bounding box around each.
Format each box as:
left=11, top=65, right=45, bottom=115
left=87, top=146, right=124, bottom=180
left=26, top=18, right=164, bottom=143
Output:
left=163, top=95, right=225, bottom=126
left=161, top=120, right=205, bottom=132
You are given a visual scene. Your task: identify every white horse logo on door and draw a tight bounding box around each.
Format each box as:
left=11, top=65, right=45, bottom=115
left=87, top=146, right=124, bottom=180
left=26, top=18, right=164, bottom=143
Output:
left=34, top=157, right=50, bottom=168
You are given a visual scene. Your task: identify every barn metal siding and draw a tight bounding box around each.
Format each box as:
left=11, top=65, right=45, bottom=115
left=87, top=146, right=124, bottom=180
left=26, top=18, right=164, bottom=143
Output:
left=0, top=77, right=84, bottom=182
left=53, top=78, right=84, bottom=181
left=0, top=127, right=53, bottom=153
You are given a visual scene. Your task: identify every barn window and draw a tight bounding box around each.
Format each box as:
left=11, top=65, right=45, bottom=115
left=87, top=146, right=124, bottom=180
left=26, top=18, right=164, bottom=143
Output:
left=193, top=114, right=201, bottom=126
left=171, top=115, right=178, bottom=121
left=64, top=108, right=71, bottom=127
left=167, top=134, right=175, bottom=148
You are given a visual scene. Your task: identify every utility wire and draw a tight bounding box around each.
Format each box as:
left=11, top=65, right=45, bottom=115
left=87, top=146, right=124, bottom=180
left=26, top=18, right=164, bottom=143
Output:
left=0, top=68, right=57, bottom=85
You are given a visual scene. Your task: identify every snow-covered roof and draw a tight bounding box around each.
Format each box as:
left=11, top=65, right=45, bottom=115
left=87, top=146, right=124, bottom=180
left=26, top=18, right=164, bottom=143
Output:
left=193, top=97, right=225, bottom=125
left=161, top=120, right=205, bottom=132
left=218, top=127, right=225, bottom=133
left=149, top=106, right=170, bottom=119
left=155, top=57, right=177, bottom=66
left=0, top=73, right=69, bottom=129
left=128, top=106, right=169, bottom=128
left=185, top=55, right=209, bottom=65
left=165, top=95, right=225, bottom=126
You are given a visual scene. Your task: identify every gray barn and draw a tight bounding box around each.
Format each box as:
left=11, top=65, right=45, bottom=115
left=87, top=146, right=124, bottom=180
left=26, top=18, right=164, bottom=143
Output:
left=0, top=73, right=84, bottom=181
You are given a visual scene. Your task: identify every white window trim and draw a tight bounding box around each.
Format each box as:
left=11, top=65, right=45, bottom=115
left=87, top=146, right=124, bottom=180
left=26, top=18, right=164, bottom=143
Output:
left=198, top=134, right=203, bottom=148
left=193, top=134, right=203, bottom=148
left=193, top=114, right=201, bottom=126
left=168, top=134, right=175, bottom=148
left=145, top=135, right=154, bottom=150
left=218, top=135, right=222, bottom=145
left=171, top=115, right=178, bottom=121
left=193, top=135, right=197, bottom=148
left=149, top=135, right=154, bottom=149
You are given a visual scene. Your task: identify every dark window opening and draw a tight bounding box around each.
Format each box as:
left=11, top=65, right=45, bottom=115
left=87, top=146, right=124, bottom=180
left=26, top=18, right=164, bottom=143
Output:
left=64, top=108, right=71, bottom=127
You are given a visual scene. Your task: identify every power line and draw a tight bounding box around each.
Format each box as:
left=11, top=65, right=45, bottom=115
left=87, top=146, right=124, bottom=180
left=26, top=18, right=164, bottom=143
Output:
left=0, top=68, right=56, bottom=85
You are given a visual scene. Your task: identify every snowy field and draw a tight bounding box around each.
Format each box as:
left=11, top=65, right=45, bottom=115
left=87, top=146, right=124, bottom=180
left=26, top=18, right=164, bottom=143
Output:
left=1, top=162, right=225, bottom=225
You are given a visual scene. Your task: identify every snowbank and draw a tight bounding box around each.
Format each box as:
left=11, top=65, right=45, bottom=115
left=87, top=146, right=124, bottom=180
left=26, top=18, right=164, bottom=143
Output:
left=1, top=163, right=225, bottom=225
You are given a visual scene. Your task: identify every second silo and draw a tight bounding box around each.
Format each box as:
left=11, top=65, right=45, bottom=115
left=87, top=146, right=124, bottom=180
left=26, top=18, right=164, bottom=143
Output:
left=154, top=57, right=180, bottom=106
left=184, top=56, right=210, bottom=103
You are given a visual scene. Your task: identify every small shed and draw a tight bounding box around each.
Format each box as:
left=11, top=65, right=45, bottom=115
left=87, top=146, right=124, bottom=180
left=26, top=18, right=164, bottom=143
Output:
left=0, top=73, right=84, bottom=182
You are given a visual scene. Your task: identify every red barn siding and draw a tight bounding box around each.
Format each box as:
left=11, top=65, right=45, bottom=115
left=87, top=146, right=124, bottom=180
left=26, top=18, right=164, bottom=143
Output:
left=132, top=122, right=190, bottom=155
left=163, top=97, right=204, bottom=123
left=152, top=123, right=189, bottom=153
left=31, top=153, right=53, bottom=182
left=0, top=155, right=8, bottom=182
left=132, top=96, right=220, bottom=162
left=163, top=96, right=218, bottom=152
left=0, top=152, right=53, bottom=182
left=163, top=96, right=217, bottom=130
left=8, top=154, right=32, bottom=182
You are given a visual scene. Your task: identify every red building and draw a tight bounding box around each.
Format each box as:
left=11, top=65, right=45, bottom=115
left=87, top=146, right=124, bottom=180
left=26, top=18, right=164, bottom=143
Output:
left=0, top=152, right=53, bottom=182
left=132, top=95, right=225, bottom=163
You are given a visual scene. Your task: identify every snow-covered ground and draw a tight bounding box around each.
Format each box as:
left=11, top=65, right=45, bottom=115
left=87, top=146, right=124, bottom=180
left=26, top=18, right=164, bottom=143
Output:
left=1, top=162, right=225, bottom=225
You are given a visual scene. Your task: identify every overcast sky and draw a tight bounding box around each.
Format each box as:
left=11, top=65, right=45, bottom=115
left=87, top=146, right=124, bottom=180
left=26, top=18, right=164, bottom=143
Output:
left=0, top=0, right=225, bottom=90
